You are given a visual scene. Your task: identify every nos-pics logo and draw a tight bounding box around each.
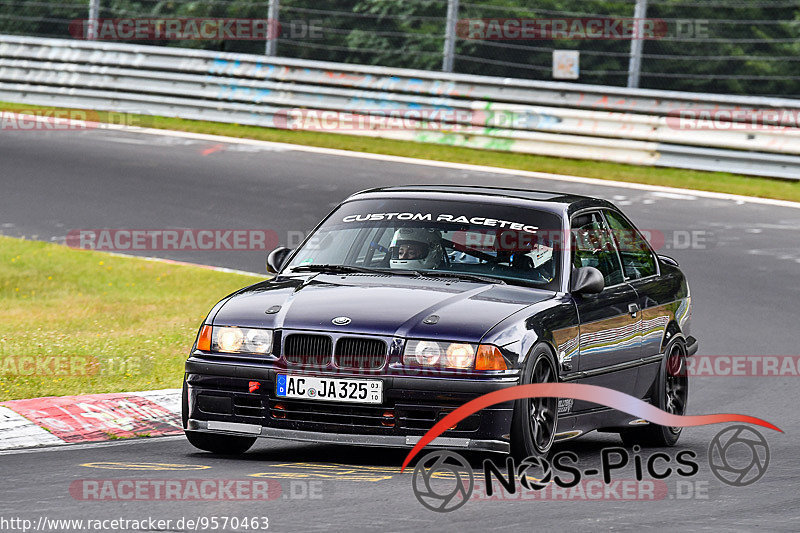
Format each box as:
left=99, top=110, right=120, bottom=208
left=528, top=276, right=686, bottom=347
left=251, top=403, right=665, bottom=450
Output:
left=412, top=425, right=771, bottom=512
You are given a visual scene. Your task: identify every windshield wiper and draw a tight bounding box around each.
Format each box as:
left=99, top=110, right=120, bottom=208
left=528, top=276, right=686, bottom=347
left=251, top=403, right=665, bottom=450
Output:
left=423, top=271, right=506, bottom=285
left=287, top=265, right=508, bottom=285
left=288, top=264, right=419, bottom=276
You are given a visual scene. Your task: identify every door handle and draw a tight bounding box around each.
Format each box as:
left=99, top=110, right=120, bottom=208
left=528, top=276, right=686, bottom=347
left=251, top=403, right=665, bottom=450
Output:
left=628, top=303, right=640, bottom=318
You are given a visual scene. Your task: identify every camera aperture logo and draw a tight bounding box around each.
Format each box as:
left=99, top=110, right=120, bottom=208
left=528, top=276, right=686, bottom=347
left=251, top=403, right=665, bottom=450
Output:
left=708, top=425, right=769, bottom=486
left=412, top=451, right=473, bottom=512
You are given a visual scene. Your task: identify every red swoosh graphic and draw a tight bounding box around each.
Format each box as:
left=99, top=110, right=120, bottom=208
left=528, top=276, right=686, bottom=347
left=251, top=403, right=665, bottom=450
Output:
left=400, top=383, right=781, bottom=472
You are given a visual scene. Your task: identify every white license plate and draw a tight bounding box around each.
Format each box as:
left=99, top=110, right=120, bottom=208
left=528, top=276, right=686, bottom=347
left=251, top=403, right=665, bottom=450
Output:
left=276, top=374, right=383, bottom=404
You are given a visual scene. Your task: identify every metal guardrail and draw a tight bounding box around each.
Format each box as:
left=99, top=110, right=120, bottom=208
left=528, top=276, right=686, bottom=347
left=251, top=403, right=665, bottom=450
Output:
left=1, top=35, right=800, bottom=179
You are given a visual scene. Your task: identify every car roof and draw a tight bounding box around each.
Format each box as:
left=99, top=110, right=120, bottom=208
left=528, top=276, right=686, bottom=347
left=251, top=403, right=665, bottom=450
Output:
left=346, top=185, right=614, bottom=216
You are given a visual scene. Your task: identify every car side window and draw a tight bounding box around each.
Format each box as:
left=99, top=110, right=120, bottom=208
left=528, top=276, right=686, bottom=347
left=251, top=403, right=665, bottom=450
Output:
left=571, top=211, right=625, bottom=287
left=603, top=210, right=657, bottom=280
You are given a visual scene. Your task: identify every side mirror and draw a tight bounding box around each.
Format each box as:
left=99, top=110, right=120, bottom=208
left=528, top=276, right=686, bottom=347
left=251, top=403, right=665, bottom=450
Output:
left=267, top=247, right=292, bottom=274
left=571, top=266, right=604, bottom=295
left=658, top=254, right=679, bottom=267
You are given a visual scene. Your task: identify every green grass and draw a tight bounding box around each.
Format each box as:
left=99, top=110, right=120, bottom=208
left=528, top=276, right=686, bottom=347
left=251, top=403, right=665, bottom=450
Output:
left=0, top=236, right=260, bottom=401
left=3, top=101, right=800, bottom=203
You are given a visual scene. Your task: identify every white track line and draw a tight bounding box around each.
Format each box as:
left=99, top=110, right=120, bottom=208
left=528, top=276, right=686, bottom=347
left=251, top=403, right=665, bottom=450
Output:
left=101, top=250, right=263, bottom=277
left=116, top=123, right=800, bottom=211
left=10, top=112, right=800, bottom=210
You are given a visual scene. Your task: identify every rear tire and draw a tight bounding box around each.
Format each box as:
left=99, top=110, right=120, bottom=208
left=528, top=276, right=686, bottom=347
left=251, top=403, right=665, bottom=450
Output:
left=510, top=345, right=558, bottom=460
left=619, top=338, right=688, bottom=447
left=182, top=378, right=256, bottom=455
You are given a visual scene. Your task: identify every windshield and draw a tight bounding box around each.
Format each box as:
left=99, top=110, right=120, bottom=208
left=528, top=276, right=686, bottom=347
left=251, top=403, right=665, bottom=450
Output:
left=285, top=197, right=563, bottom=291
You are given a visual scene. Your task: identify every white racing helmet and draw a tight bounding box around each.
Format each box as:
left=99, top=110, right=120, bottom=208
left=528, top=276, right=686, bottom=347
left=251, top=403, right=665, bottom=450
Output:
left=389, top=227, right=444, bottom=270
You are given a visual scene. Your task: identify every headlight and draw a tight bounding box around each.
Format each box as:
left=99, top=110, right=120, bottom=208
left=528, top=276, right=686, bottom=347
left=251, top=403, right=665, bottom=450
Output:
left=211, top=326, right=273, bottom=355
left=403, top=340, right=477, bottom=369
left=216, top=327, right=244, bottom=352
left=445, top=343, right=476, bottom=369
left=406, top=340, right=443, bottom=366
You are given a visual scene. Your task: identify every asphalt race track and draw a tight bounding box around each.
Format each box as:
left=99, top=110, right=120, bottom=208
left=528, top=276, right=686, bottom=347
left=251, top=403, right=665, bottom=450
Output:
left=2, top=128, right=799, bottom=531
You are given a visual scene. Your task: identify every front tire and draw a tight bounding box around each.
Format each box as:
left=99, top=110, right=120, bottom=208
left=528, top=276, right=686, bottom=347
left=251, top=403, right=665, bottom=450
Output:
left=620, top=338, right=688, bottom=447
left=182, top=378, right=257, bottom=455
left=510, top=345, right=558, bottom=460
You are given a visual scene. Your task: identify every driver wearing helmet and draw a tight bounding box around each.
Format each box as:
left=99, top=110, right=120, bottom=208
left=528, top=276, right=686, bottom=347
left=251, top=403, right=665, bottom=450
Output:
left=389, top=227, right=444, bottom=270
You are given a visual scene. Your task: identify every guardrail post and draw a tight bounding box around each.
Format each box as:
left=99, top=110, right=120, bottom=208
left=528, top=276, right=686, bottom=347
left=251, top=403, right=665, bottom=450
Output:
left=442, top=0, right=459, bottom=72
left=87, top=0, right=100, bottom=40
left=627, top=0, right=648, bottom=88
left=266, top=0, right=279, bottom=56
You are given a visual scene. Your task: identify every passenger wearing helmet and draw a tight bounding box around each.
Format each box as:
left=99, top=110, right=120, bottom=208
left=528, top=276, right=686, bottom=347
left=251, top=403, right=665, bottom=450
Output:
left=389, top=228, right=444, bottom=270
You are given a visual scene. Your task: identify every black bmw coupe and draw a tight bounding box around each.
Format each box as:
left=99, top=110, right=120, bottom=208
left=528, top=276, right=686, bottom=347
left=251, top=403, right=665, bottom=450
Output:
left=183, top=185, right=697, bottom=458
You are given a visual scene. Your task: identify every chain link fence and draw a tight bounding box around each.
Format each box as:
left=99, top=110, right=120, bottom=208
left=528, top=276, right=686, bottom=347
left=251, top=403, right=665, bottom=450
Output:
left=1, top=0, right=799, bottom=97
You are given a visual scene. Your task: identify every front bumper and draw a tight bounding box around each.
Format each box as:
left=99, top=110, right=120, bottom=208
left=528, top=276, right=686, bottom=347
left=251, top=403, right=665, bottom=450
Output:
left=685, top=335, right=699, bottom=356
left=186, top=420, right=509, bottom=453
left=185, top=356, right=518, bottom=454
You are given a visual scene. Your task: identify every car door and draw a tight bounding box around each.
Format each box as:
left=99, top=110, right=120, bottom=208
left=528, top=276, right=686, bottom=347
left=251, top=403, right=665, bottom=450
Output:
left=603, top=209, right=666, bottom=359
left=570, top=210, right=642, bottom=399
left=603, top=209, right=685, bottom=399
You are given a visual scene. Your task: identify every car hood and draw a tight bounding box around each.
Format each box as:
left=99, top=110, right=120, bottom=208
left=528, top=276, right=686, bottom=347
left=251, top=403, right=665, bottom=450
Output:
left=212, top=273, right=555, bottom=342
